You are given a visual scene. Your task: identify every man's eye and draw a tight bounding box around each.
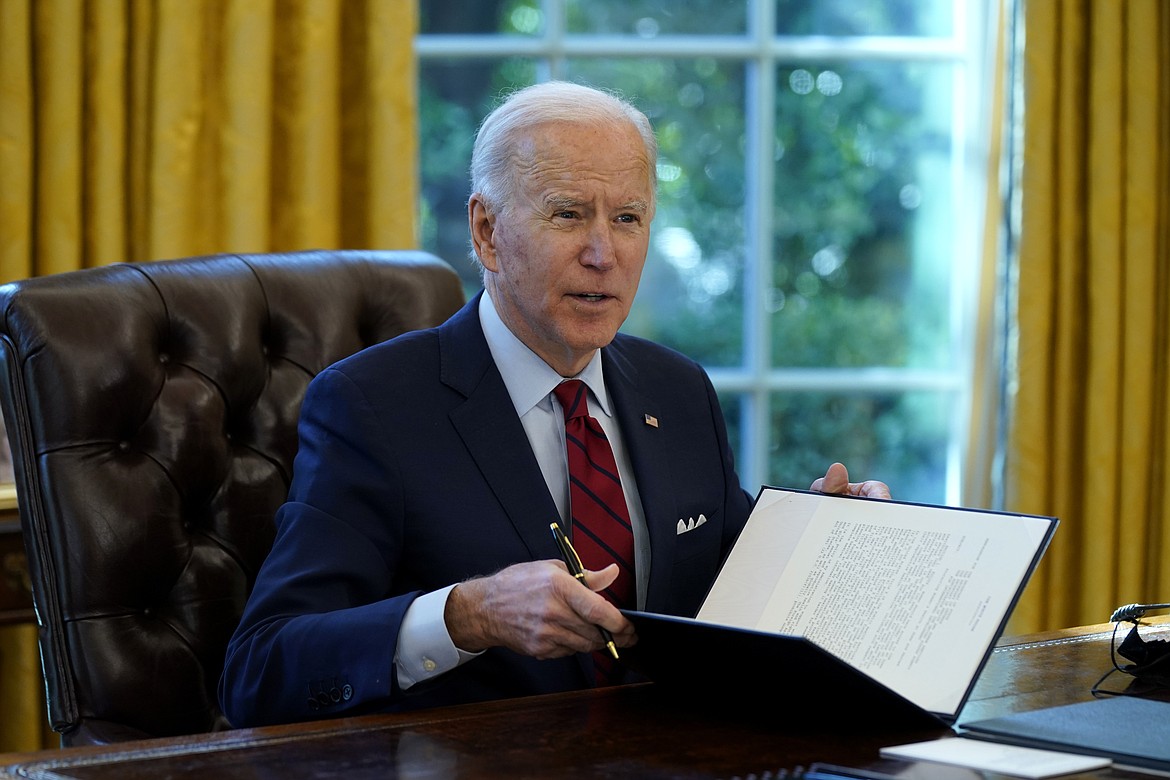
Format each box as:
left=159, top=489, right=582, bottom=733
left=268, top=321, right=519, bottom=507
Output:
left=554, top=211, right=577, bottom=219
left=616, top=214, right=639, bottom=224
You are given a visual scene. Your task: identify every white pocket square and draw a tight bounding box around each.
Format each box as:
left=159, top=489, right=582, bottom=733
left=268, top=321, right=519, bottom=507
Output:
left=676, top=514, right=708, bottom=535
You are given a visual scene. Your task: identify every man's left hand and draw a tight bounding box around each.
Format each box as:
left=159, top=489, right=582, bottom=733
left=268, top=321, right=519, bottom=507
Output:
left=810, top=461, right=891, bottom=499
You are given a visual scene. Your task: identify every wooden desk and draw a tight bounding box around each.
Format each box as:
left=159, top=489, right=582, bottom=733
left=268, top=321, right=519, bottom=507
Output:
left=1, top=620, right=1167, bottom=779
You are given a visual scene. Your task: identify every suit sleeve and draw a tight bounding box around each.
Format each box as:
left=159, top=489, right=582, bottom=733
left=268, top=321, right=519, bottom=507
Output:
left=219, top=367, right=418, bottom=727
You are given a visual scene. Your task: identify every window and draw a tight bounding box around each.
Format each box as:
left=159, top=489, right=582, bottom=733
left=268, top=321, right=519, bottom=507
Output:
left=416, top=0, right=999, bottom=504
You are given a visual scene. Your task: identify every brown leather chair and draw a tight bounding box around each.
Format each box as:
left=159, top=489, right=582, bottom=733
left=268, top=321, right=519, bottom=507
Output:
left=0, top=250, right=465, bottom=746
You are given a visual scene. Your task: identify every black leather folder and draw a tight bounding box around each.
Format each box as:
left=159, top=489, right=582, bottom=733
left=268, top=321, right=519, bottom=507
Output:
left=619, top=487, right=1058, bottom=733
left=959, top=696, right=1170, bottom=771
left=621, top=610, right=950, bottom=732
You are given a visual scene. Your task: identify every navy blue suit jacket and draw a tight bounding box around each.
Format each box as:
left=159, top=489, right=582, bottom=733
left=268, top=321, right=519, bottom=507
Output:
left=219, top=295, right=753, bottom=726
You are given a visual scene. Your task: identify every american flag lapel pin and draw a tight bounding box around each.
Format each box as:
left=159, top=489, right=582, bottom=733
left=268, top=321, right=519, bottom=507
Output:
left=644, top=413, right=659, bottom=428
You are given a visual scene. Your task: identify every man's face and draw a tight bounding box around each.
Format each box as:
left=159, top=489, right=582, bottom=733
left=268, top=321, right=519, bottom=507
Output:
left=470, top=120, right=655, bottom=377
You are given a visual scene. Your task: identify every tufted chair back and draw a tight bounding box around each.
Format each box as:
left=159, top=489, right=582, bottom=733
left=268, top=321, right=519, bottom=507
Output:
left=0, top=250, right=465, bottom=746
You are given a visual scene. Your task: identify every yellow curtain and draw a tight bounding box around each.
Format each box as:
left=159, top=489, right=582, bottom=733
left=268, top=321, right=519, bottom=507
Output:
left=0, top=0, right=418, bottom=281
left=1008, top=0, right=1170, bottom=632
left=0, top=0, right=418, bottom=752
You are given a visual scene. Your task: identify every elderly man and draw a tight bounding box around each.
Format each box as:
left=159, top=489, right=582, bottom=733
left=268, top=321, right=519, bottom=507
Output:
left=220, top=81, right=888, bottom=727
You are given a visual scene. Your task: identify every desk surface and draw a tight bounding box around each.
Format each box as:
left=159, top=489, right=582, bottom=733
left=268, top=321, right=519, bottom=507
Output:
left=1, top=620, right=1167, bottom=779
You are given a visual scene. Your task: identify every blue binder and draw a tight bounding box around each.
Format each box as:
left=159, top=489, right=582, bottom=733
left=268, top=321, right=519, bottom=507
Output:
left=960, top=696, right=1170, bottom=771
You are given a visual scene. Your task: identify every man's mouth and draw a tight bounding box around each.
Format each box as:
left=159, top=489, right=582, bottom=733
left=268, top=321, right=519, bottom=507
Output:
left=574, top=293, right=608, bottom=302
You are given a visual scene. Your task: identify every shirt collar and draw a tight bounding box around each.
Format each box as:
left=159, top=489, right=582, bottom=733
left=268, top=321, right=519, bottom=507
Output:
left=479, top=289, right=612, bottom=419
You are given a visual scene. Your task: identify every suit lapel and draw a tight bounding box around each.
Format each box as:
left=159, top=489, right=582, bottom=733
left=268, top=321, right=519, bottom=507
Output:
left=437, top=304, right=686, bottom=673
left=602, top=340, right=680, bottom=613
left=438, top=295, right=561, bottom=563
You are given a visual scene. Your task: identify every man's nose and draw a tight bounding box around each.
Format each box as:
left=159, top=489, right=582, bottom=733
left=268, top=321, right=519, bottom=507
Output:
left=580, top=221, right=617, bottom=268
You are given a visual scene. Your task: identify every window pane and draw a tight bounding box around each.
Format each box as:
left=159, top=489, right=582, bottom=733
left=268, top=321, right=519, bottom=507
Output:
left=769, top=391, right=950, bottom=504
left=564, top=58, right=747, bottom=367
left=418, top=59, right=539, bottom=293
left=771, top=61, right=955, bottom=370
left=566, top=0, right=747, bottom=35
left=421, top=0, right=543, bottom=36
left=775, top=0, right=953, bottom=36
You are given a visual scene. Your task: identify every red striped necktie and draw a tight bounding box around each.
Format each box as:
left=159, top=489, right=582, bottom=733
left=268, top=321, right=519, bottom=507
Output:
left=552, top=380, right=635, bottom=683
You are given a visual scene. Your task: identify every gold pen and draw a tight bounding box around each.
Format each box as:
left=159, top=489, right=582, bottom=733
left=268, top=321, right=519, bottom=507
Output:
left=549, top=522, right=620, bottom=659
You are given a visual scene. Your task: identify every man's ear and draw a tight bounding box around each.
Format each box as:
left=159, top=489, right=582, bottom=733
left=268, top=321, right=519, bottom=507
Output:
left=468, top=194, right=499, bottom=272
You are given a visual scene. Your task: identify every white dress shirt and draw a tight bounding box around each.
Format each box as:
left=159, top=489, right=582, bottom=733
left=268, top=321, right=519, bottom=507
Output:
left=394, top=290, right=650, bottom=688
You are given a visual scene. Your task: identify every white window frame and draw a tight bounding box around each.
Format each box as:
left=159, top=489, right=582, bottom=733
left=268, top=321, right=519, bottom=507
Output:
left=416, top=0, right=1000, bottom=504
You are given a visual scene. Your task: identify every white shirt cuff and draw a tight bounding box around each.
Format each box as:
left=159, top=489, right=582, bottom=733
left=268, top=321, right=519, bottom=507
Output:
left=394, top=584, right=481, bottom=690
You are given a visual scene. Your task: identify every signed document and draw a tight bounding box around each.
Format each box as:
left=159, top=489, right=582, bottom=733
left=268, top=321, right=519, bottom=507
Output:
left=696, top=488, right=1057, bottom=716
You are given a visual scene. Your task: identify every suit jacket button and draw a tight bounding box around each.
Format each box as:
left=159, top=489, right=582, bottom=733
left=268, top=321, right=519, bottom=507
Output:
left=329, top=687, right=342, bottom=703
left=316, top=692, right=331, bottom=706
left=342, top=684, right=353, bottom=700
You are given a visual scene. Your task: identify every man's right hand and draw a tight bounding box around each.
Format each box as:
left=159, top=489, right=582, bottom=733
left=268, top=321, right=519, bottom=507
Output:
left=444, top=560, right=636, bottom=659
